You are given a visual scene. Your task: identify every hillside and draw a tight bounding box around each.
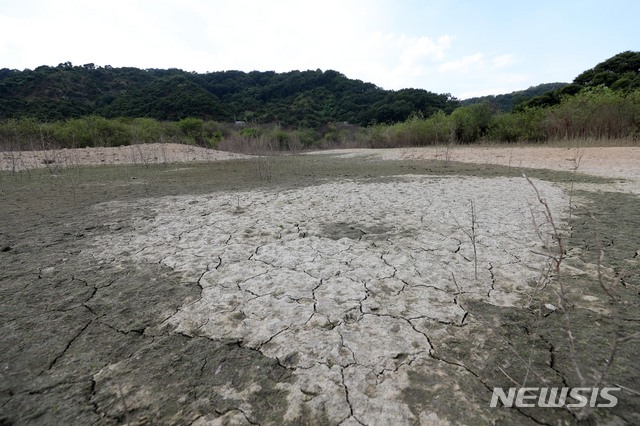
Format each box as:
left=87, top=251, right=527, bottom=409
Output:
left=0, top=65, right=457, bottom=127
left=460, top=82, right=569, bottom=111
left=518, top=50, right=640, bottom=110
left=1, top=51, right=637, bottom=135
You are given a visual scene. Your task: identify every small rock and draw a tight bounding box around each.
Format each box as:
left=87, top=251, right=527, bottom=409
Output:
left=544, top=303, right=557, bottom=311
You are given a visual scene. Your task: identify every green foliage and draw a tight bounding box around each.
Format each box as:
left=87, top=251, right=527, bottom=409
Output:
left=487, top=108, right=546, bottom=142
left=373, top=85, right=639, bottom=145
left=574, top=51, right=640, bottom=90
left=542, top=86, right=640, bottom=140
left=463, top=83, right=569, bottom=112
left=0, top=64, right=457, bottom=128
left=1, top=52, right=639, bottom=149
left=450, top=103, right=492, bottom=143
left=130, top=117, right=165, bottom=143
left=177, top=117, right=204, bottom=144
left=48, top=116, right=131, bottom=147
left=240, top=127, right=262, bottom=139
left=0, top=117, right=42, bottom=150
left=518, top=51, right=640, bottom=111
left=366, top=111, right=453, bottom=147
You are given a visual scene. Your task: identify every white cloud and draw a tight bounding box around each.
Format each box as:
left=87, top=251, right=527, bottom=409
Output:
left=354, top=33, right=454, bottom=89
left=0, top=0, right=545, bottom=97
left=492, top=54, right=515, bottom=69
left=0, top=0, right=458, bottom=90
left=457, top=73, right=531, bottom=99
left=438, top=53, right=485, bottom=73
left=399, top=34, right=454, bottom=64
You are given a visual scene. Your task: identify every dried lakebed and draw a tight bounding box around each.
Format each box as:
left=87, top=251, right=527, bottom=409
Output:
left=1, top=158, right=639, bottom=425
left=82, top=176, right=564, bottom=424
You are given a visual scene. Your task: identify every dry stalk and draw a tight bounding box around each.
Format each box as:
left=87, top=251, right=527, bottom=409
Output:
left=454, top=199, right=478, bottom=281
left=569, top=148, right=584, bottom=171
left=444, top=141, right=452, bottom=167
left=451, top=272, right=463, bottom=294
left=524, top=173, right=585, bottom=388
left=132, top=144, right=150, bottom=168
left=8, top=149, right=19, bottom=174
left=159, top=140, right=168, bottom=164
left=567, top=148, right=583, bottom=222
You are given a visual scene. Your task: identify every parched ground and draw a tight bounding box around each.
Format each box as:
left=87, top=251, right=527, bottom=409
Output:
left=315, top=145, right=640, bottom=184
left=2, top=143, right=639, bottom=181
left=1, top=144, right=639, bottom=425
left=0, top=143, right=250, bottom=172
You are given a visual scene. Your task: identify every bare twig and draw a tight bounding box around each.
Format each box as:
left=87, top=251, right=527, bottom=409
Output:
left=613, top=383, right=640, bottom=397
left=451, top=272, right=463, bottom=294
left=524, top=173, right=585, bottom=387
left=498, top=366, right=521, bottom=387
left=455, top=200, right=478, bottom=281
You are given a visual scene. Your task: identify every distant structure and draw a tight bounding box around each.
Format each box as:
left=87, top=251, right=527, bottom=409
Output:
left=234, top=120, right=247, bottom=127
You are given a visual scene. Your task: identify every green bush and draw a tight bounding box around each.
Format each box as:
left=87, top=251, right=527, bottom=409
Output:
left=368, top=111, right=452, bottom=147
left=177, top=117, right=204, bottom=144
left=48, top=116, right=131, bottom=148
left=543, top=86, right=639, bottom=140
left=487, top=108, right=546, bottom=142
left=239, top=127, right=262, bottom=139
left=450, top=103, right=492, bottom=143
left=130, top=117, right=164, bottom=143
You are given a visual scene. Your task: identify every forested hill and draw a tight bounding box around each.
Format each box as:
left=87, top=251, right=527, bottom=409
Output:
left=460, top=82, right=569, bottom=111
left=0, top=65, right=458, bottom=127
left=517, top=51, right=640, bottom=110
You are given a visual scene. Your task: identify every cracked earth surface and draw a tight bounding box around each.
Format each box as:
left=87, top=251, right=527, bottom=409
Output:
left=84, top=176, right=566, bottom=424
left=2, top=149, right=639, bottom=425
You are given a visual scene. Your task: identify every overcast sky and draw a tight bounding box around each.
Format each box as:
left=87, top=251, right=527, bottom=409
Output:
left=1, top=0, right=637, bottom=99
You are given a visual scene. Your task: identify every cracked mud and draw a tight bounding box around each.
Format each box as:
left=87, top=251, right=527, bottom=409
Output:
left=1, top=154, right=639, bottom=425
left=83, top=176, right=563, bottom=424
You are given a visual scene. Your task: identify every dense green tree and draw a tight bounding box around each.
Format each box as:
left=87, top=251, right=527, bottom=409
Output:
left=1, top=51, right=637, bottom=135
left=518, top=51, right=640, bottom=111
left=0, top=64, right=456, bottom=128
left=463, top=82, right=569, bottom=112
left=450, top=103, right=492, bottom=143
left=574, top=51, right=640, bottom=90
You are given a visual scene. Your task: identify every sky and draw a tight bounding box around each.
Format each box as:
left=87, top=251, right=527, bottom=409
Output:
left=0, top=0, right=638, bottom=99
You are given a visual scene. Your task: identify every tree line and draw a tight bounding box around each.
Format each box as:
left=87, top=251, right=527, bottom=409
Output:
left=0, top=51, right=638, bottom=150
left=370, top=86, right=639, bottom=147
left=0, top=65, right=457, bottom=127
